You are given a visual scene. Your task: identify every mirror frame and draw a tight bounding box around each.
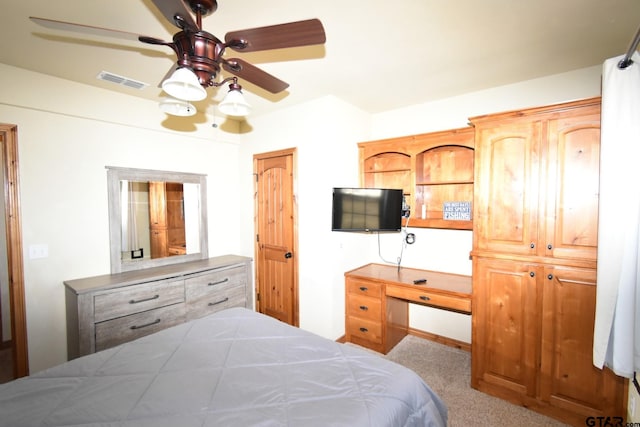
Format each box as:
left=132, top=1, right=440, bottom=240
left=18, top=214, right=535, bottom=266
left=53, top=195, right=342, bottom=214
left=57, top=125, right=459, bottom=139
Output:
left=107, top=166, right=208, bottom=273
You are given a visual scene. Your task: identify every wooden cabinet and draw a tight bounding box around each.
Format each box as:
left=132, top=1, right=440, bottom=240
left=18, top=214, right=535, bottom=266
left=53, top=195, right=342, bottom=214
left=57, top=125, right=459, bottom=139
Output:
left=345, top=277, right=391, bottom=353
left=345, top=263, right=472, bottom=354
left=64, top=255, right=253, bottom=359
left=359, top=127, right=474, bottom=229
left=472, top=101, right=600, bottom=262
left=470, top=98, right=626, bottom=425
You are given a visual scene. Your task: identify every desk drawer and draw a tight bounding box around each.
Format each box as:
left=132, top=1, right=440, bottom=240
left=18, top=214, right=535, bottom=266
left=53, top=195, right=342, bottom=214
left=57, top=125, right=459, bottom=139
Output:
left=94, top=279, right=185, bottom=323
left=386, top=284, right=471, bottom=313
left=346, top=317, right=383, bottom=344
left=346, top=278, right=383, bottom=298
left=346, top=295, right=381, bottom=322
left=95, top=302, right=186, bottom=351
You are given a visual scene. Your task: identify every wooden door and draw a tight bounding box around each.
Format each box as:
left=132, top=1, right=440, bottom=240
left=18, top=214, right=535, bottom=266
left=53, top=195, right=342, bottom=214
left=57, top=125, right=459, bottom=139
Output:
left=254, top=149, right=297, bottom=325
left=544, top=107, right=601, bottom=262
left=0, top=124, right=28, bottom=379
left=473, top=120, right=542, bottom=256
left=539, top=265, right=626, bottom=422
left=471, top=257, right=539, bottom=398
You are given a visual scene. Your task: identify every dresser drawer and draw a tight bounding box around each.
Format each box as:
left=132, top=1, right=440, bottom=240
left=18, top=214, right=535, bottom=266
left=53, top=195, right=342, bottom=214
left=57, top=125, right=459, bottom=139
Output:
left=346, top=278, right=383, bottom=298
left=95, top=302, right=186, bottom=351
left=185, top=266, right=246, bottom=301
left=346, top=295, right=381, bottom=322
left=186, top=283, right=247, bottom=320
left=94, top=279, right=185, bottom=323
left=385, top=283, right=471, bottom=313
left=346, top=317, right=383, bottom=344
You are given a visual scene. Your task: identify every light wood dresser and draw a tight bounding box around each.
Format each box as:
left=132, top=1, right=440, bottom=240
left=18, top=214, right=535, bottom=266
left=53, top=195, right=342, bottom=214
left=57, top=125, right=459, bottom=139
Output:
left=64, top=255, right=252, bottom=359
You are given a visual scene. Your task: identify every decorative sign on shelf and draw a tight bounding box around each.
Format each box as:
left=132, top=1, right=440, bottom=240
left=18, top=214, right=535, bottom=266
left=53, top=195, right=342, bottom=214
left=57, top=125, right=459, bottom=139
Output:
left=443, top=201, right=472, bottom=221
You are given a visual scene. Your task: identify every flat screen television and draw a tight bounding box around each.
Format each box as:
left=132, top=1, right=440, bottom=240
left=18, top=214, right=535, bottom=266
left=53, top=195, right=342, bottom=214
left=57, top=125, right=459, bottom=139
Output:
left=332, top=187, right=403, bottom=232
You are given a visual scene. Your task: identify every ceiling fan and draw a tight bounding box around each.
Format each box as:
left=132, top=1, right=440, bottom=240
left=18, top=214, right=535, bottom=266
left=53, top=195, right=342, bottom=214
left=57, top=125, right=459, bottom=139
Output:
left=30, top=0, right=326, bottom=116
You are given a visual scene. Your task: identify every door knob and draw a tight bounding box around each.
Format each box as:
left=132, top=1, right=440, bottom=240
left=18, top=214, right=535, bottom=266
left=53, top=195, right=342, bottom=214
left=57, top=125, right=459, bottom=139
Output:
left=284, top=252, right=292, bottom=259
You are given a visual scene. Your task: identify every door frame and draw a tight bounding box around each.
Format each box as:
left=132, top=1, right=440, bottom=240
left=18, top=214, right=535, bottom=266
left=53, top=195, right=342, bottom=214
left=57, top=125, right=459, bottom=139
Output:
left=0, top=124, right=28, bottom=378
left=253, top=148, right=299, bottom=326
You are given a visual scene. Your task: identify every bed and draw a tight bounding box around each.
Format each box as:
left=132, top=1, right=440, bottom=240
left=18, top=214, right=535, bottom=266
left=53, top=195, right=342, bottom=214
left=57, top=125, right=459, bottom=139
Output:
left=0, top=307, right=447, bottom=426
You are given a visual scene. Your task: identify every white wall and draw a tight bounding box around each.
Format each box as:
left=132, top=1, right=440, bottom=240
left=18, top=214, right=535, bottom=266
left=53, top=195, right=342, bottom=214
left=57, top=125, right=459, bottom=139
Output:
left=238, top=65, right=603, bottom=344
left=0, top=64, right=248, bottom=372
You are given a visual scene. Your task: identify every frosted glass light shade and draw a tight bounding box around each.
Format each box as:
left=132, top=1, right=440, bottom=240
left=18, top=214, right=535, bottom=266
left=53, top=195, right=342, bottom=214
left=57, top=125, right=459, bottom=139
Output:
left=218, top=88, right=251, bottom=116
left=162, top=68, right=207, bottom=101
left=159, top=97, right=197, bottom=116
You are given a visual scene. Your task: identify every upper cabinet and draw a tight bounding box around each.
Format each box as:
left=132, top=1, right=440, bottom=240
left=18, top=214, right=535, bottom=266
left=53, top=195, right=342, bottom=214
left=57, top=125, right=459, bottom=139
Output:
left=470, top=97, right=601, bottom=263
left=359, top=127, right=474, bottom=230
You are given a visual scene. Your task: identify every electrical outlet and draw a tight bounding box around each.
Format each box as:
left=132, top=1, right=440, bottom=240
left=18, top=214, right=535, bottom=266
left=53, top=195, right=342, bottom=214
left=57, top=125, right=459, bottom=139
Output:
left=28, top=244, right=48, bottom=259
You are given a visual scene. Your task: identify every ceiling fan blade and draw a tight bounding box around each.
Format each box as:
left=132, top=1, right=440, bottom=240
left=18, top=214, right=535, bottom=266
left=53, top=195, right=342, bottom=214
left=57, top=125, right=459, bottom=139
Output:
left=149, top=0, right=198, bottom=31
left=222, top=58, right=289, bottom=93
left=225, top=19, right=326, bottom=52
left=30, top=17, right=150, bottom=42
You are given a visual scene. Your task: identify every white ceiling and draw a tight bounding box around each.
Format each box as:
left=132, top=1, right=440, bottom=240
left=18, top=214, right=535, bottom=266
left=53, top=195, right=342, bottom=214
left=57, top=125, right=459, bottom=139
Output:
left=1, top=0, right=639, bottom=119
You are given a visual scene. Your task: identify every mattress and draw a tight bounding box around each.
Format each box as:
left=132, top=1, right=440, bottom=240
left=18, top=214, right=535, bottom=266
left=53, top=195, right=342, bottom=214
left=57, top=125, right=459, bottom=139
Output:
left=0, top=307, right=447, bottom=426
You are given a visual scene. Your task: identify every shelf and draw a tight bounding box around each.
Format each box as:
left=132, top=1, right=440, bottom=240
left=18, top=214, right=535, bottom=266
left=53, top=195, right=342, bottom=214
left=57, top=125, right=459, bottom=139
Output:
left=358, top=127, right=474, bottom=230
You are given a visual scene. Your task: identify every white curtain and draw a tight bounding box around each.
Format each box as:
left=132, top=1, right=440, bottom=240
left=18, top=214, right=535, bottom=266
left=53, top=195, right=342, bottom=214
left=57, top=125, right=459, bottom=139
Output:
left=593, top=51, right=640, bottom=378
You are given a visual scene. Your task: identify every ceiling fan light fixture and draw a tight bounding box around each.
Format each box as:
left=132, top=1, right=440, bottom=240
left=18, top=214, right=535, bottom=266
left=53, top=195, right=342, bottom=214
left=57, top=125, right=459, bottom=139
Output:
left=162, top=67, right=207, bottom=101
left=218, top=84, right=251, bottom=117
left=159, top=97, right=197, bottom=116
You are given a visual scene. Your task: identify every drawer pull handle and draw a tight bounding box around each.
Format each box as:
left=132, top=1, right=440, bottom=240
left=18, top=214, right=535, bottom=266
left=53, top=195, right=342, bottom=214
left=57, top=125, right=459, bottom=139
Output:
left=208, top=297, right=230, bottom=306
left=359, top=286, right=368, bottom=292
left=419, top=295, right=431, bottom=301
left=129, top=294, right=160, bottom=304
left=130, top=319, right=161, bottom=330
left=208, top=278, right=229, bottom=286
left=359, top=305, right=368, bottom=311
left=359, top=327, right=368, bottom=333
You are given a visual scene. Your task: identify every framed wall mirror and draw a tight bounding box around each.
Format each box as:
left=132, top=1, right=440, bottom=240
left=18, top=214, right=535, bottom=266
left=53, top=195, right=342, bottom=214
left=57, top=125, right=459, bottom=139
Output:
left=107, top=166, right=208, bottom=273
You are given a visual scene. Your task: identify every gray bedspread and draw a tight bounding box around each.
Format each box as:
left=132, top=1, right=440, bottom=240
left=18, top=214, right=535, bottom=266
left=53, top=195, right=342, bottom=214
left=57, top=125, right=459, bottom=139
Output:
left=0, top=307, right=447, bottom=426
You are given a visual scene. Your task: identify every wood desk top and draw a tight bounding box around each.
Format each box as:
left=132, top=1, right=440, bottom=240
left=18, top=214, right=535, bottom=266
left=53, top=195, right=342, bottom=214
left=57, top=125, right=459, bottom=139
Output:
left=345, top=263, right=472, bottom=297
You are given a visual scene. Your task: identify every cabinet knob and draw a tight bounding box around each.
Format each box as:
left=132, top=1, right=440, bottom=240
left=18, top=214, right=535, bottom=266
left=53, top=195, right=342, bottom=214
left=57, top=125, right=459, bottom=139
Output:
left=547, top=244, right=553, bottom=250
left=547, top=274, right=553, bottom=280
left=530, top=271, right=535, bottom=277
left=530, top=243, right=535, bottom=249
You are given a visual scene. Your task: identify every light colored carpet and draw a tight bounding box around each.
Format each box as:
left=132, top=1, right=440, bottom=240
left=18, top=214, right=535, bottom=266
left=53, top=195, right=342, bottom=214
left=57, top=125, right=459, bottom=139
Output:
left=382, top=335, right=570, bottom=427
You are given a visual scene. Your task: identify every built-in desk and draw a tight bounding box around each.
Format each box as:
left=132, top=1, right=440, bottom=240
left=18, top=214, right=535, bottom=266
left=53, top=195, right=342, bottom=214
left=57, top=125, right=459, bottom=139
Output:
left=344, top=263, right=471, bottom=354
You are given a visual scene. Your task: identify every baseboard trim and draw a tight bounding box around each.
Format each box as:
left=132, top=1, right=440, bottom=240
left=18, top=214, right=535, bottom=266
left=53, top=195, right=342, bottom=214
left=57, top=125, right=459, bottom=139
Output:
left=336, top=331, right=470, bottom=352
left=407, top=328, right=471, bottom=352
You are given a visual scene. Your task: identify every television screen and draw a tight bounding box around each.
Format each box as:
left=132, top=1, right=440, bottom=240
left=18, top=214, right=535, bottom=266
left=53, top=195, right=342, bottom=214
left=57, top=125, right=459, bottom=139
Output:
left=332, top=188, right=403, bottom=232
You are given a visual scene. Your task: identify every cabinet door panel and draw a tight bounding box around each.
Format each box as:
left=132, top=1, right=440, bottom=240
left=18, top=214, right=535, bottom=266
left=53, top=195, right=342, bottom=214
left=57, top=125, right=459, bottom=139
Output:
left=472, top=258, right=538, bottom=395
left=539, top=266, right=626, bottom=418
left=545, top=114, right=600, bottom=261
left=474, top=122, right=541, bottom=255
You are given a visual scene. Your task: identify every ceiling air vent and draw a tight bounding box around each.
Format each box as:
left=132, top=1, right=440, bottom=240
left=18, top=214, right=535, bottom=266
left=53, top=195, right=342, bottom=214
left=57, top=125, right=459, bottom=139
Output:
left=96, top=71, right=148, bottom=90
